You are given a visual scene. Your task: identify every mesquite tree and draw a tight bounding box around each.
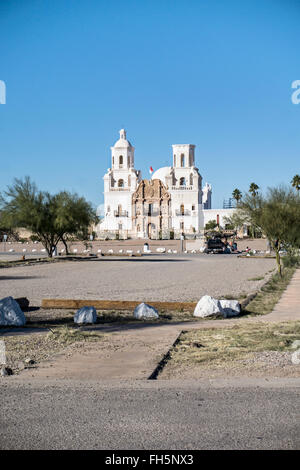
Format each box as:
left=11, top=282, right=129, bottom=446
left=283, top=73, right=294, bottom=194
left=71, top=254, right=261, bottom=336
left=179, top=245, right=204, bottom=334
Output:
left=240, top=186, right=300, bottom=276
left=0, top=177, right=98, bottom=257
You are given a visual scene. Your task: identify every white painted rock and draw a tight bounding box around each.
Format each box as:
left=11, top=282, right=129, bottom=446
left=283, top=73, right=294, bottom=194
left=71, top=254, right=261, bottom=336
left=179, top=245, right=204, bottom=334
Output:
left=133, top=303, right=159, bottom=320
left=219, top=299, right=241, bottom=318
left=193, top=295, right=224, bottom=318
left=74, top=306, right=97, bottom=324
left=291, top=340, right=300, bottom=350
left=156, top=247, right=166, bottom=253
left=0, top=297, right=26, bottom=326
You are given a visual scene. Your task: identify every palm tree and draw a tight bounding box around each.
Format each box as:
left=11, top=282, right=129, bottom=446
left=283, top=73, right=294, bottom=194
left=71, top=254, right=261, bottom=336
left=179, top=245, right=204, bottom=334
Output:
left=249, top=182, right=259, bottom=197
left=291, top=174, right=300, bottom=194
left=232, top=188, right=242, bottom=205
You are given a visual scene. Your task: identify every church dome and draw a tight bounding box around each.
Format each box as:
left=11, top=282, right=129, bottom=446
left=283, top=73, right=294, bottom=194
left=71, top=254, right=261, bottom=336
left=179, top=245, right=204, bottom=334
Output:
left=151, top=166, right=172, bottom=185
left=113, top=129, right=133, bottom=148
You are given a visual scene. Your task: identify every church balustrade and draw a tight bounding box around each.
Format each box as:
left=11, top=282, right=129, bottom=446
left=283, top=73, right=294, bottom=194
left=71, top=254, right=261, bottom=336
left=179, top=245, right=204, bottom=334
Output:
left=171, top=186, right=193, bottom=190
left=110, top=187, right=129, bottom=191
left=114, top=210, right=128, bottom=217
left=175, top=209, right=191, bottom=216
left=143, top=209, right=161, bottom=216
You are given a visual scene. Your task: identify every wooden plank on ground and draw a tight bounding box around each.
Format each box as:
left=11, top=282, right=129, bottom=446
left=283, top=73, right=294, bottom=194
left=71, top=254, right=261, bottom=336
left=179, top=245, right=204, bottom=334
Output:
left=41, top=298, right=197, bottom=312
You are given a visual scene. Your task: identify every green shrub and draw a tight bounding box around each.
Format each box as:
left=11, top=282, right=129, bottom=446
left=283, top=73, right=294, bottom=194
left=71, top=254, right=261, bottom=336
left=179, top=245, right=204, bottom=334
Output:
left=282, top=252, right=300, bottom=268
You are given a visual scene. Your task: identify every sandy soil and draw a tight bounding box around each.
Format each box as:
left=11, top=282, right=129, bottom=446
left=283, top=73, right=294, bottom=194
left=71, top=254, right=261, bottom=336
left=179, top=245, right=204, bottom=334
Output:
left=0, top=254, right=276, bottom=306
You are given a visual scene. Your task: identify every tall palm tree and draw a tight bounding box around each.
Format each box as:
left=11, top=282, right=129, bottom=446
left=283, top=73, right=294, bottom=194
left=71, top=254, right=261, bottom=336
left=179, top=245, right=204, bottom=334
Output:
left=249, top=182, right=259, bottom=197
left=291, top=174, right=300, bottom=194
left=232, top=188, right=242, bottom=205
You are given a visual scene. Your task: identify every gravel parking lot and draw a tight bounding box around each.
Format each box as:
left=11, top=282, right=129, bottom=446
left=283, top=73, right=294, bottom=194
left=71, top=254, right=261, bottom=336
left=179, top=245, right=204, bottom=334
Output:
left=0, top=254, right=276, bottom=306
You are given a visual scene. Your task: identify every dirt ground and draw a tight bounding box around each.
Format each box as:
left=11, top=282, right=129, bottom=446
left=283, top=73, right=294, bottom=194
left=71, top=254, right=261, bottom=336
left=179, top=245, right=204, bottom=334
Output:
left=0, top=253, right=276, bottom=306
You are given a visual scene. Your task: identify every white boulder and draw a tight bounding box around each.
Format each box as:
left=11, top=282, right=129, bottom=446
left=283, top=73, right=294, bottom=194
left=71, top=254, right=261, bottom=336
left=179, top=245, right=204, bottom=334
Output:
left=219, top=299, right=241, bottom=318
left=74, top=306, right=97, bottom=324
left=193, top=295, right=224, bottom=318
left=133, top=303, right=159, bottom=320
left=0, top=297, right=26, bottom=326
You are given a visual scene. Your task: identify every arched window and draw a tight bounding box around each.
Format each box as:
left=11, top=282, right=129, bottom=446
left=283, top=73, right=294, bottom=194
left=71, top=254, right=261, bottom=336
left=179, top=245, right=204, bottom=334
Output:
left=127, top=156, right=130, bottom=167
left=128, top=175, right=131, bottom=187
left=180, top=154, right=185, bottom=167
left=173, top=154, right=176, bottom=166
left=190, top=174, right=193, bottom=186
left=107, top=205, right=110, bottom=213
left=180, top=204, right=184, bottom=215
left=180, top=177, right=186, bottom=186
left=137, top=224, right=140, bottom=232
left=118, top=179, right=124, bottom=188
left=119, top=155, right=123, bottom=167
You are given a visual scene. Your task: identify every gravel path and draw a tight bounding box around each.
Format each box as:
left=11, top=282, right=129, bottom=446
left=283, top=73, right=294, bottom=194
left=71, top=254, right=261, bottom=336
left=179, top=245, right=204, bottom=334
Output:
left=0, top=254, right=276, bottom=305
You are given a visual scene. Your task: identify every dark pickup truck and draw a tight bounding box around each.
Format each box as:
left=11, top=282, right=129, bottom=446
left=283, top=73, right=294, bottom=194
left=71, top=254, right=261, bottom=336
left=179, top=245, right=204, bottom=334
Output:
left=205, top=238, right=225, bottom=254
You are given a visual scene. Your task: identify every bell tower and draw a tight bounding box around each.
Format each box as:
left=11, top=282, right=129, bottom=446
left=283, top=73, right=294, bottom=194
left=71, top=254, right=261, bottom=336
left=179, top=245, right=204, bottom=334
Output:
left=111, top=129, right=135, bottom=170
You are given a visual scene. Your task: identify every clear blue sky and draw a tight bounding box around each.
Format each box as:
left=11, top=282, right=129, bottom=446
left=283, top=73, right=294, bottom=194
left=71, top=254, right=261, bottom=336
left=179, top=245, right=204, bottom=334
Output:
left=0, top=0, right=299, bottom=209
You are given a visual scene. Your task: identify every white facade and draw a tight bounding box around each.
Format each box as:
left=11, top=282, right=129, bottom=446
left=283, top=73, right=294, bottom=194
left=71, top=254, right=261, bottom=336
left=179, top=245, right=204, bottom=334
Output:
left=97, top=129, right=234, bottom=239
left=100, top=129, right=141, bottom=233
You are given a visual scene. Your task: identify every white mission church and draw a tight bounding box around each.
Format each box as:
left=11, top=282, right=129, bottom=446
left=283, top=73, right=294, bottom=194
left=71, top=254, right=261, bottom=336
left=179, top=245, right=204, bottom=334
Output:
left=96, top=129, right=235, bottom=239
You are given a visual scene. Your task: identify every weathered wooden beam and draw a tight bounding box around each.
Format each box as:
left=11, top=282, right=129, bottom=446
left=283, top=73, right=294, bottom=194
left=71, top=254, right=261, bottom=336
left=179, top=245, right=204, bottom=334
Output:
left=41, top=298, right=197, bottom=312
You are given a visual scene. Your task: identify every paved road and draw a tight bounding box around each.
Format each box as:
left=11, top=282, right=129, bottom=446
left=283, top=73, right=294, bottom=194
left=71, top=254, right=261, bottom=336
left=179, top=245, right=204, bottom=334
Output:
left=0, top=378, right=299, bottom=450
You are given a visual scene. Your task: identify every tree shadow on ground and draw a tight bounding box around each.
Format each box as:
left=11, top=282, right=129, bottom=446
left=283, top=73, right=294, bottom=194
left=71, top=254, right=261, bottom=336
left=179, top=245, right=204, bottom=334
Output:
left=0, top=275, right=41, bottom=280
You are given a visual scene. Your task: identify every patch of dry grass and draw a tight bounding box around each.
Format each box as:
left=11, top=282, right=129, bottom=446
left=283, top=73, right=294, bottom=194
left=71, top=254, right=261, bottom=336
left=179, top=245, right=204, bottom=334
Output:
left=243, top=267, right=296, bottom=316
left=2, top=326, right=104, bottom=372
left=248, top=276, right=264, bottom=281
left=168, top=321, right=300, bottom=368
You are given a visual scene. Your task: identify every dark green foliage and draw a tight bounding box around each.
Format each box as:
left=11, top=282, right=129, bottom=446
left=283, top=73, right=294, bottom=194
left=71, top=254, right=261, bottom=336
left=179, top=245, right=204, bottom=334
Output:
left=0, top=177, right=98, bottom=257
left=205, top=219, right=217, bottom=230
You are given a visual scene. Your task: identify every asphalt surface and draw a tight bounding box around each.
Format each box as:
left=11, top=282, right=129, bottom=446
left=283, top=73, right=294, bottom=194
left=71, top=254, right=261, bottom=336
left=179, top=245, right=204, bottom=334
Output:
left=0, top=378, right=299, bottom=450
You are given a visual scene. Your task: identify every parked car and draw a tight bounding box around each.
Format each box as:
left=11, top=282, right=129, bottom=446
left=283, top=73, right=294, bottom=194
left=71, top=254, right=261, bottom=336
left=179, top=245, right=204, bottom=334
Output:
left=205, top=237, right=225, bottom=254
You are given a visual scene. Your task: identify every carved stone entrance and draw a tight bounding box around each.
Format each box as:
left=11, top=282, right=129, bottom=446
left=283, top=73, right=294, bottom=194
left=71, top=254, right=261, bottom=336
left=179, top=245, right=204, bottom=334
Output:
left=132, top=179, right=171, bottom=239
